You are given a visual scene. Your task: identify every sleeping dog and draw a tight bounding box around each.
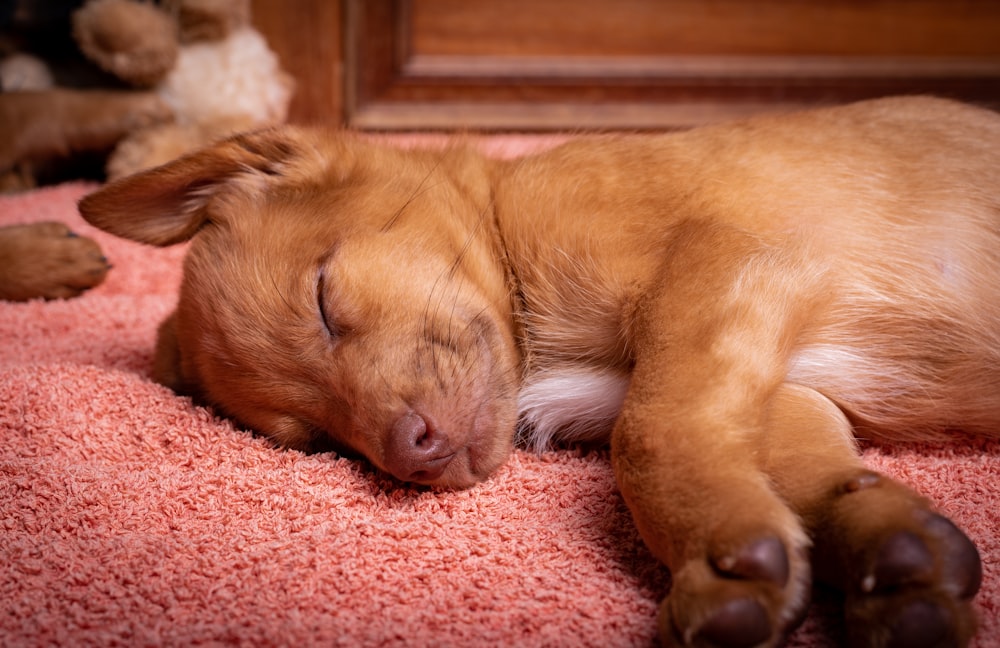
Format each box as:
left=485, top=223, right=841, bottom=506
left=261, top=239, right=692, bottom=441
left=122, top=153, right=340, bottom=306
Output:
left=80, top=96, right=997, bottom=647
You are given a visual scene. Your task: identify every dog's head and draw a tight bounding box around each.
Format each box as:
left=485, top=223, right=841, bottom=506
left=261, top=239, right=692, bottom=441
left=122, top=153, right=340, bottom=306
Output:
left=80, top=128, right=522, bottom=488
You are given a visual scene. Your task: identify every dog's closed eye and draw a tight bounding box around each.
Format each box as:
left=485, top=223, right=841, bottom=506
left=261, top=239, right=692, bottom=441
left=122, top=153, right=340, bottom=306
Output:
left=317, top=267, right=349, bottom=340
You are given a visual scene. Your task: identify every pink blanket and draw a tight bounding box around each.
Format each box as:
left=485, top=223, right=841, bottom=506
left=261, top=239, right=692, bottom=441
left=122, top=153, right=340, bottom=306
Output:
left=1, top=177, right=998, bottom=646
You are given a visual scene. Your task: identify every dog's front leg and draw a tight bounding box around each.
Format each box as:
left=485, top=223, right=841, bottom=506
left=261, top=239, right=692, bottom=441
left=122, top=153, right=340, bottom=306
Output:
left=612, top=220, right=824, bottom=647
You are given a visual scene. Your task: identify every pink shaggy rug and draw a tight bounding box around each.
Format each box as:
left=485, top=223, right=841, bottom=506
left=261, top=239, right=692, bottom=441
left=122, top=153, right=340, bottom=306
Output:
left=1, top=148, right=999, bottom=647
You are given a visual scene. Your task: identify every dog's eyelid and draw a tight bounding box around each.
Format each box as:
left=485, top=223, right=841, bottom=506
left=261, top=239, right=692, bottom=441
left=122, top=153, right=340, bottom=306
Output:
left=316, top=268, right=339, bottom=338
left=317, top=266, right=353, bottom=340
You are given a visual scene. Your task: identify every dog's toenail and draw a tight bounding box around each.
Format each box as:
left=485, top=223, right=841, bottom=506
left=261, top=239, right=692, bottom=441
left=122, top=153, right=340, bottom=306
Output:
left=696, top=598, right=772, bottom=648
left=868, top=531, right=933, bottom=592
left=715, top=536, right=789, bottom=587
left=924, top=513, right=982, bottom=599
left=842, top=471, right=880, bottom=493
left=886, top=600, right=950, bottom=648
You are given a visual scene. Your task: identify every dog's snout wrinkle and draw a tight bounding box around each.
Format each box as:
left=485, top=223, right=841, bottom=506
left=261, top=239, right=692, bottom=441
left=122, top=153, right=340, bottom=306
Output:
left=384, top=410, right=456, bottom=483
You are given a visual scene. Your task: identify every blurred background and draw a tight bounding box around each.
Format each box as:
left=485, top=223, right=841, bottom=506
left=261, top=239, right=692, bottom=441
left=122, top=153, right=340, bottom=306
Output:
left=257, top=0, right=1000, bottom=130
left=3, top=0, right=1000, bottom=132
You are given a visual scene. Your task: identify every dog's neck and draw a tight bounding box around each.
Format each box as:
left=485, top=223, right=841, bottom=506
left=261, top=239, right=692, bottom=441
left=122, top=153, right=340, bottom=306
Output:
left=489, top=151, right=643, bottom=451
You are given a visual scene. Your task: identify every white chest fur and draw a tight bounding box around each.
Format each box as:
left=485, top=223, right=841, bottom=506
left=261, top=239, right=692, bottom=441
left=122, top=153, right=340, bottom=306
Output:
left=516, top=367, right=631, bottom=452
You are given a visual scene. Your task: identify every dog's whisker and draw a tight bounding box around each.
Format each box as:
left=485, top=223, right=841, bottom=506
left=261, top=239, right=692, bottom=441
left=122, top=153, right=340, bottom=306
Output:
left=267, top=268, right=297, bottom=315
left=380, top=150, right=448, bottom=233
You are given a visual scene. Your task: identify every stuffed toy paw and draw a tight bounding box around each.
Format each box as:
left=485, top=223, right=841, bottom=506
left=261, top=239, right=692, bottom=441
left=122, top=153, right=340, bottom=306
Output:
left=0, top=222, right=110, bottom=301
left=71, top=0, right=294, bottom=180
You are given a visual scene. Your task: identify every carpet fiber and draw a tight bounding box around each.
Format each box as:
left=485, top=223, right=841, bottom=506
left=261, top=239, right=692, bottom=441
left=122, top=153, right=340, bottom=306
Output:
left=1, top=155, right=998, bottom=646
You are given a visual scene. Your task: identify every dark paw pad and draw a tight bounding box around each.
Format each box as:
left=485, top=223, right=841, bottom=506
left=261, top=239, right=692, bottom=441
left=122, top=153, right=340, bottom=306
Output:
left=714, top=536, right=790, bottom=587
left=864, top=531, right=934, bottom=593
left=886, top=600, right=951, bottom=648
left=696, top=598, right=772, bottom=648
left=924, top=513, right=982, bottom=599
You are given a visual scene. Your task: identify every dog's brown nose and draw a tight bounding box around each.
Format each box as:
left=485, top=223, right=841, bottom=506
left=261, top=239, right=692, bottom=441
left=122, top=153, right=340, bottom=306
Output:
left=384, top=411, right=455, bottom=483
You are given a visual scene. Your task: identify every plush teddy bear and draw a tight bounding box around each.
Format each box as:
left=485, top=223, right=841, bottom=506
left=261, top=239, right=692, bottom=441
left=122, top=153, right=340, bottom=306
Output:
left=72, top=0, right=294, bottom=180
left=0, top=0, right=292, bottom=301
left=0, top=0, right=292, bottom=187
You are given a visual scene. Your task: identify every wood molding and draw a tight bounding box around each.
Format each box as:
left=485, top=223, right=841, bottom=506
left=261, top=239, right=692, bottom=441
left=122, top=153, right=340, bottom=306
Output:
left=345, top=0, right=1000, bottom=131
left=252, top=0, right=344, bottom=126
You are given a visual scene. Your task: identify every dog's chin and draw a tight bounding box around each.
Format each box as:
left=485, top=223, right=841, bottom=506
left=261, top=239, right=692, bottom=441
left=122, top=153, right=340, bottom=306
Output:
left=422, top=444, right=512, bottom=490
left=413, top=405, right=517, bottom=490
left=401, top=337, right=520, bottom=489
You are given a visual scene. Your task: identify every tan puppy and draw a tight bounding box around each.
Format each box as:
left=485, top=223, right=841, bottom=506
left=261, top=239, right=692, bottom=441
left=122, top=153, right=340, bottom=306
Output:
left=80, top=97, right=998, bottom=647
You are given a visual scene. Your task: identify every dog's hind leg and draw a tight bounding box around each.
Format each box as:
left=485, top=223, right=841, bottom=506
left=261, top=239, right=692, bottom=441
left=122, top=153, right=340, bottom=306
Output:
left=763, top=383, right=981, bottom=648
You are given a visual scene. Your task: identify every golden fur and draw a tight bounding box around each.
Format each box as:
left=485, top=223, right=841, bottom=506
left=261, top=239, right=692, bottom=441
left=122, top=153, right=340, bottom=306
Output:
left=80, top=96, right=999, bottom=647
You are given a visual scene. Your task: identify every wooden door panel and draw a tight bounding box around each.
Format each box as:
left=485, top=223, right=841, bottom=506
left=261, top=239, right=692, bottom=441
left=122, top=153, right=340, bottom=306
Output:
left=346, top=0, right=1000, bottom=130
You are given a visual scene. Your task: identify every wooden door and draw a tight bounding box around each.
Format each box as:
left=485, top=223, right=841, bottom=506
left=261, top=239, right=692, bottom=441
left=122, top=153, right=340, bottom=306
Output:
left=257, top=0, right=1000, bottom=130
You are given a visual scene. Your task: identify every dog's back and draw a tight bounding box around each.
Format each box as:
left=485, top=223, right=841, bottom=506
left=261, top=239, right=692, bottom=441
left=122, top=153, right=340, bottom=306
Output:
left=502, top=96, right=1000, bottom=447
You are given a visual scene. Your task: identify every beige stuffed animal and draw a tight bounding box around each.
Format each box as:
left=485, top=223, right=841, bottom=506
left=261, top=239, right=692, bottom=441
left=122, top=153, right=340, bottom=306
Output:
left=0, top=0, right=292, bottom=302
left=73, top=0, right=294, bottom=180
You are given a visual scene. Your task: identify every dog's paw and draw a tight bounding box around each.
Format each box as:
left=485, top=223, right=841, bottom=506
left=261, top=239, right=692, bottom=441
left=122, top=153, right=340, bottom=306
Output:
left=658, top=522, right=811, bottom=647
left=0, top=221, right=111, bottom=301
left=814, top=471, right=981, bottom=647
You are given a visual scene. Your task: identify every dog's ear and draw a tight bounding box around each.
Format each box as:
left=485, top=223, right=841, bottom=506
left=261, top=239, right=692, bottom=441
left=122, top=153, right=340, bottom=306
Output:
left=79, top=128, right=307, bottom=246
